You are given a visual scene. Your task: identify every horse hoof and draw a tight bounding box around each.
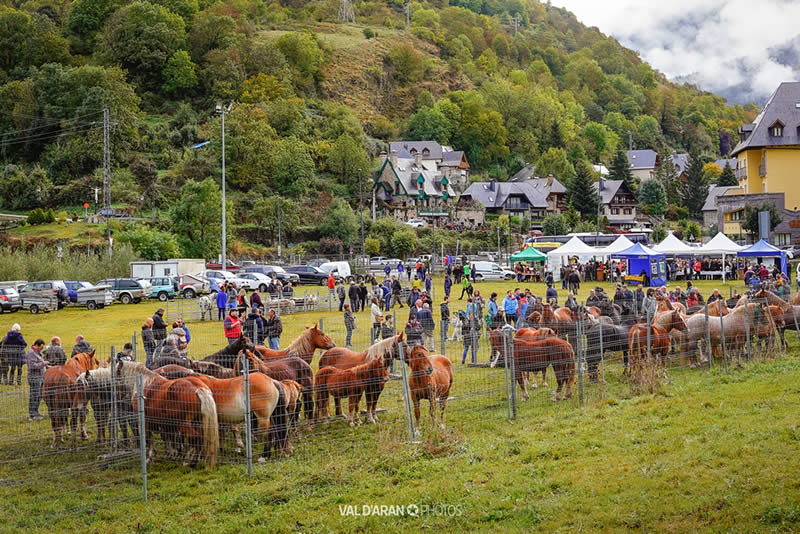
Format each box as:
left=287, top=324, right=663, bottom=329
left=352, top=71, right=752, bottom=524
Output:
left=258, top=457, right=267, bottom=464
left=531, top=383, right=538, bottom=390
left=542, top=381, right=548, bottom=387
left=81, top=432, right=89, bottom=440
left=550, top=394, right=559, bottom=402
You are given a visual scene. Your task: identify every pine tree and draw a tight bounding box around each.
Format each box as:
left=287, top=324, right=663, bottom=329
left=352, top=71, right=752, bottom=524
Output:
left=717, top=161, right=738, bottom=186
left=548, top=120, right=564, bottom=150
left=568, top=161, right=599, bottom=221
left=653, top=148, right=680, bottom=205
left=680, top=150, right=709, bottom=221
left=608, top=149, right=637, bottom=194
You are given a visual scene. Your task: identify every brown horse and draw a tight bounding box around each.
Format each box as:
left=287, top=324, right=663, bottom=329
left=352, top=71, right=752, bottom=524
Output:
left=488, top=329, right=575, bottom=401
left=500, top=327, right=556, bottom=386
left=314, top=358, right=389, bottom=425
left=254, top=324, right=336, bottom=364
left=317, top=333, right=408, bottom=371
left=43, top=351, right=100, bottom=448
left=192, top=364, right=289, bottom=461
left=628, top=309, right=686, bottom=381
left=738, top=289, right=791, bottom=313
left=406, top=346, right=453, bottom=427
left=235, top=350, right=314, bottom=421
left=116, top=361, right=219, bottom=467
left=280, top=379, right=303, bottom=432
left=75, top=366, right=137, bottom=448
left=155, top=365, right=197, bottom=379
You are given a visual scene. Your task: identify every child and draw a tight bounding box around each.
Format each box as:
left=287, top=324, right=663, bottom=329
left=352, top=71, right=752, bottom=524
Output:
left=343, top=303, right=355, bottom=348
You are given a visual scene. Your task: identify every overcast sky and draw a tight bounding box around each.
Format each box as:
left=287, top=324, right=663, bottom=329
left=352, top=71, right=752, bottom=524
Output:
left=551, top=0, right=800, bottom=105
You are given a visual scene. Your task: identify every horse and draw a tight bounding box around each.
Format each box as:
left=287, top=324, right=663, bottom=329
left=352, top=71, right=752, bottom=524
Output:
left=737, top=289, right=791, bottom=313
left=192, top=363, right=289, bottom=461
left=684, top=303, right=767, bottom=365
left=43, top=351, right=101, bottom=448
left=487, top=327, right=556, bottom=386
left=585, top=322, right=632, bottom=380
left=202, top=336, right=253, bottom=368
left=155, top=364, right=197, bottom=379
left=253, top=324, right=336, bottom=365
left=314, top=358, right=389, bottom=425
left=280, top=379, right=303, bottom=432
left=234, top=350, right=314, bottom=421
left=775, top=305, right=800, bottom=349
left=198, top=295, right=214, bottom=321
left=149, top=356, right=234, bottom=378
left=406, top=345, right=453, bottom=428
left=75, top=366, right=137, bottom=447
left=487, top=329, right=575, bottom=401
left=317, top=333, right=408, bottom=371
left=627, top=309, right=686, bottom=382
left=115, top=361, right=219, bottom=467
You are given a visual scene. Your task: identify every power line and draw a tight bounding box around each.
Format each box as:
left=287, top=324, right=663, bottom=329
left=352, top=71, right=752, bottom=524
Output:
left=0, top=123, right=99, bottom=147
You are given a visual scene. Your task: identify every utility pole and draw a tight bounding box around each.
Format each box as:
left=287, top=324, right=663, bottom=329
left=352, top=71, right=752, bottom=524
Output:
left=358, top=168, right=365, bottom=259
left=628, top=130, right=633, bottom=151
left=277, top=199, right=282, bottom=263
left=216, top=104, right=230, bottom=270
left=103, top=107, right=111, bottom=257
left=404, top=2, right=410, bottom=30
left=511, top=14, right=520, bottom=35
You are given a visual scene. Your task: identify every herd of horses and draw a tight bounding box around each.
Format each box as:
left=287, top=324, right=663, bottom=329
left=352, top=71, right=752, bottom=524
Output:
left=37, top=289, right=798, bottom=469
left=40, top=325, right=455, bottom=468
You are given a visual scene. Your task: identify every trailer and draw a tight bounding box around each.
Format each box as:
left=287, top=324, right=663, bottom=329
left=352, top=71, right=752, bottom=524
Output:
left=73, top=285, right=114, bottom=310
left=21, top=289, right=59, bottom=314
left=130, top=259, right=206, bottom=279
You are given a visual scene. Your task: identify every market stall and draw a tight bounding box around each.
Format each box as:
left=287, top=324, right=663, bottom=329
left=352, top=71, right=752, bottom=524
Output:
left=610, top=242, right=667, bottom=287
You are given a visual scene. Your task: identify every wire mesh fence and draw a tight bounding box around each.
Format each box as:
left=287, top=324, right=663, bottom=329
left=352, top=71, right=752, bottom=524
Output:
left=0, top=288, right=797, bottom=523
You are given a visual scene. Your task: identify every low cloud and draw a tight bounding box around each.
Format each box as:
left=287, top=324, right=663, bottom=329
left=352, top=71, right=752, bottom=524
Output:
left=552, top=0, right=800, bottom=105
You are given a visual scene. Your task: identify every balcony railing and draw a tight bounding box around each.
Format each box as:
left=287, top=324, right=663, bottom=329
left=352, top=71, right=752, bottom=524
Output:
left=504, top=202, right=530, bottom=211
left=759, top=163, right=766, bottom=177
left=735, top=167, right=747, bottom=180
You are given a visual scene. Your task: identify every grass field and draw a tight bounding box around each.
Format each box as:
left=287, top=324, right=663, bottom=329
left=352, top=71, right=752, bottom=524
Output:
left=2, top=276, right=800, bottom=532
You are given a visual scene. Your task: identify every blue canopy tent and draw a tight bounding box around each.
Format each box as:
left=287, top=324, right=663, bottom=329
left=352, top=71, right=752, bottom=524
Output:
left=737, top=239, right=789, bottom=278
left=611, top=242, right=667, bottom=287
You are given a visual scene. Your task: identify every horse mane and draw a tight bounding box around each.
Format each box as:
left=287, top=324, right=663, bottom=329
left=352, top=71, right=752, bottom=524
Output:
left=116, top=361, right=161, bottom=388
left=285, top=328, right=316, bottom=356
left=65, top=352, right=95, bottom=372
left=87, top=367, right=112, bottom=383
left=365, top=335, right=398, bottom=362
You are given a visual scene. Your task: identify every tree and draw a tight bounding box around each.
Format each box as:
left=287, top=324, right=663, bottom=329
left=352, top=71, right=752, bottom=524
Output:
left=169, top=178, right=232, bottom=259
left=0, top=165, right=50, bottom=210
left=651, top=223, right=669, bottom=244
left=742, top=203, right=782, bottom=236
left=239, top=73, right=288, bottom=104
left=162, top=50, right=198, bottom=93
left=407, top=107, right=453, bottom=144
left=276, top=31, right=325, bottom=90
left=535, top=148, right=575, bottom=183
left=542, top=214, right=569, bottom=236
left=653, top=148, right=680, bottom=205
left=116, top=226, right=179, bottom=260
left=582, top=121, right=619, bottom=163
left=326, top=135, right=371, bottom=189
left=253, top=196, right=300, bottom=245
left=364, top=237, right=380, bottom=256
left=608, top=149, right=637, bottom=194
left=318, top=198, right=358, bottom=243
left=563, top=204, right=579, bottom=230
left=717, top=161, right=738, bottom=186
left=702, top=162, right=722, bottom=184
left=391, top=228, right=417, bottom=258
left=639, top=179, right=665, bottom=215
left=129, top=156, right=158, bottom=218
left=680, top=151, right=709, bottom=221
left=547, top=119, right=564, bottom=150
left=272, top=136, right=315, bottom=197
left=567, top=161, right=599, bottom=221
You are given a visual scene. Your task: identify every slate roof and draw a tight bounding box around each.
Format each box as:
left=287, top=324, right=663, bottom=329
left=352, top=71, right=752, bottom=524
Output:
left=626, top=149, right=658, bottom=170
left=702, top=185, right=740, bottom=212
left=732, top=82, right=800, bottom=155
left=527, top=176, right=567, bottom=195
left=460, top=182, right=548, bottom=209
left=591, top=179, right=627, bottom=205
left=671, top=153, right=690, bottom=175
left=510, top=164, right=536, bottom=182
left=389, top=141, right=444, bottom=160
left=440, top=150, right=466, bottom=167
left=714, top=158, right=737, bottom=170
left=391, top=158, right=454, bottom=198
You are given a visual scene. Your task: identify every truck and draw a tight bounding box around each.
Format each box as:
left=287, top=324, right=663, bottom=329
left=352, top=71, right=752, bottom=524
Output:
left=129, top=259, right=206, bottom=279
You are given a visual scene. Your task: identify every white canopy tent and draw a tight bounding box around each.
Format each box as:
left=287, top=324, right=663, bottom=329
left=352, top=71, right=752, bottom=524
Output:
left=652, top=232, right=695, bottom=255
left=694, top=232, right=744, bottom=282
left=597, top=235, right=635, bottom=257
left=546, top=236, right=601, bottom=281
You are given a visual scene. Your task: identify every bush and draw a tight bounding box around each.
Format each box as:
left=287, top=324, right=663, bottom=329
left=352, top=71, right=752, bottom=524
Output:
left=115, top=225, right=180, bottom=260
left=363, top=28, right=376, bottom=39
left=27, top=208, right=45, bottom=225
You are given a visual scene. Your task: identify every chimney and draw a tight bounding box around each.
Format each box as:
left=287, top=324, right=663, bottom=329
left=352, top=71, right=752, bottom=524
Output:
left=389, top=150, right=398, bottom=167
left=547, top=173, right=554, bottom=186
left=598, top=178, right=605, bottom=191
left=489, top=180, right=495, bottom=192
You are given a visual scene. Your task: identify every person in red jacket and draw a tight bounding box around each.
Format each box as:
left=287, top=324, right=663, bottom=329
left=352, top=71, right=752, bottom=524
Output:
left=224, top=309, right=242, bottom=344
left=326, top=273, right=336, bottom=306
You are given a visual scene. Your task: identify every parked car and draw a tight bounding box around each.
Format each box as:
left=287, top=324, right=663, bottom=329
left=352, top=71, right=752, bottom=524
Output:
left=97, top=278, right=148, bottom=304
left=19, top=280, right=69, bottom=307
left=178, top=273, right=210, bottom=299
left=471, top=261, right=515, bottom=281
left=206, top=259, right=242, bottom=270
left=243, top=265, right=299, bottom=284
left=201, top=269, right=250, bottom=291
left=286, top=265, right=335, bottom=285
left=140, top=276, right=178, bottom=301
left=306, top=258, right=330, bottom=268
left=406, top=219, right=426, bottom=228
left=0, top=287, right=22, bottom=313
left=319, top=261, right=355, bottom=282
left=237, top=272, right=274, bottom=292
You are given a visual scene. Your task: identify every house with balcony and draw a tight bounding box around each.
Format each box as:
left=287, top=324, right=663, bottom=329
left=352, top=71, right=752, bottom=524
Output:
left=509, top=166, right=568, bottom=214
left=388, top=141, right=470, bottom=192
left=458, top=181, right=548, bottom=226
left=626, top=149, right=658, bottom=181
left=373, top=151, right=456, bottom=221
left=592, top=179, right=638, bottom=230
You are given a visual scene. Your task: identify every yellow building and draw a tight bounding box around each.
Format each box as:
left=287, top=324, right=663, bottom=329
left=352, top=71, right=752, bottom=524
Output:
left=732, top=82, right=800, bottom=211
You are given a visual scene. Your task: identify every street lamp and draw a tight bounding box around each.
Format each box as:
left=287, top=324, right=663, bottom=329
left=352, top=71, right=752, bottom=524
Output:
left=358, top=167, right=364, bottom=261
left=216, top=103, right=232, bottom=271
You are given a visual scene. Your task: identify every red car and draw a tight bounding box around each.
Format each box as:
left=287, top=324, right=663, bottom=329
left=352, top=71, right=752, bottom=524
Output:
left=206, top=259, right=242, bottom=271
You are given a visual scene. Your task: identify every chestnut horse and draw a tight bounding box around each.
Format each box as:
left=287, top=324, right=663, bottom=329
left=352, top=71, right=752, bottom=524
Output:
left=317, top=333, right=408, bottom=371
left=43, top=351, right=100, bottom=448
left=488, top=327, right=556, bottom=386
left=254, top=324, right=336, bottom=365
left=737, top=289, right=791, bottom=313
left=406, top=346, right=453, bottom=427
left=149, top=357, right=233, bottom=378
left=234, top=350, right=314, bottom=421
left=116, top=361, right=219, bottom=467
left=202, top=336, right=253, bottom=368
left=488, top=329, right=575, bottom=401
left=314, top=358, right=389, bottom=425
left=628, top=309, right=686, bottom=381
left=280, top=379, right=303, bottom=432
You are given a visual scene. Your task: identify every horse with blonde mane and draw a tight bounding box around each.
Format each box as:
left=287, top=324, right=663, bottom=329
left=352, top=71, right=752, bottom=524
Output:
left=317, top=333, right=408, bottom=371
left=44, top=351, right=100, bottom=448
left=254, top=324, right=336, bottom=365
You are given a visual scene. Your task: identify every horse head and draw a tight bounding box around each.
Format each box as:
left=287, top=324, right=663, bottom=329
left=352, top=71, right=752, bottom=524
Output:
left=408, top=345, right=433, bottom=376
left=309, top=324, right=336, bottom=349
left=671, top=309, right=688, bottom=332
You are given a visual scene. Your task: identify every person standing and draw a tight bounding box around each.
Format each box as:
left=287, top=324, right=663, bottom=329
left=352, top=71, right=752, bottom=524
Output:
left=115, top=343, right=135, bottom=362
left=462, top=298, right=479, bottom=364
left=404, top=313, right=423, bottom=346
left=237, top=287, right=248, bottom=316
left=443, top=273, right=452, bottom=298
left=383, top=263, right=391, bottom=278
left=397, top=261, right=404, bottom=278
left=216, top=285, right=228, bottom=320
left=487, top=292, right=498, bottom=320
left=25, top=339, right=47, bottom=420
left=44, top=336, right=67, bottom=367
left=250, top=288, right=263, bottom=311
left=471, top=264, right=477, bottom=284
left=425, top=273, right=432, bottom=294
left=503, top=290, right=518, bottom=325
left=1, top=324, right=26, bottom=385
left=343, top=303, right=356, bottom=348
left=358, top=282, right=368, bottom=313
left=337, top=280, right=346, bottom=312
left=418, top=303, right=435, bottom=350
left=141, top=318, right=156, bottom=366
left=227, top=284, right=237, bottom=312
left=440, top=296, right=450, bottom=342
left=326, top=273, right=336, bottom=306
left=370, top=297, right=383, bottom=343
left=463, top=263, right=471, bottom=283
left=265, top=309, right=283, bottom=351
left=152, top=308, right=168, bottom=343
left=223, top=309, right=242, bottom=345
left=173, top=318, right=190, bottom=345
left=546, top=283, right=558, bottom=306
left=391, top=276, right=403, bottom=308
left=348, top=281, right=359, bottom=313
left=381, top=315, right=395, bottom=339
left=245, top=307, right=265, bottom=345
left=71, top=334, right=92, bottom=357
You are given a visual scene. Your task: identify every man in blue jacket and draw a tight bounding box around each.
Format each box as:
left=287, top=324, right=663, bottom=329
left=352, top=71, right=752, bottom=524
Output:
left=443, top=273, right=452, bottom=298
left=425, top=273, right=432, bottom=294
left=545, top=283, right=558, bottom=306
left=502, top=290, right=518, bottom=325
left=216, top=285, right=228, bottom=320
left=487, top=292, right=498, bottom=320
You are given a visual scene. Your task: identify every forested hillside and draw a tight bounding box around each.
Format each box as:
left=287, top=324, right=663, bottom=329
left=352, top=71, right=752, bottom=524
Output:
left=0, top=0, right=758, bottom=258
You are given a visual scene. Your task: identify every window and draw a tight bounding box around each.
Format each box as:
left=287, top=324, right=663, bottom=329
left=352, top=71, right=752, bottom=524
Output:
left=774, top=233, right=791, bottom=246
left=769, top=120, right=784, bottom=137
left=611, top=208, right=620, bottom=215
left=623, top=208, right=632, bottom=215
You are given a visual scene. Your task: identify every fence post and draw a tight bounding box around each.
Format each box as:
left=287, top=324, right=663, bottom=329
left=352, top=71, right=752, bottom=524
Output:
left=391, top=311, right=397, bottom=374
left=704, top=301, right=712, bottom=369
left=440, top=319, right=447, bottom=357
left=110, top=346, right=117, bottom=452
left=745, top=302, right=752, bottom=363
left=576, top=315, right=584, bottom=408
left=397, top=342, right=417, bottom=441
left=135, top=374, right=147, bottom=502
left=132, top=332, right=137, bottom=362
left=509, top=329, right=517, bottom=419
left=718, top=308, right=728, bottom=372
left=318, top=317, right=324, bottom=334
left=598, top=319, right=605, bottom=399
left=792, top=305, right=800, bottom=341
left=646, top=308, right=652, bottom=366
left=243, top=356, right=253, bottom=476
left=502, top=331, right=512, bottom=422
left=768, top=304, right=781, bottom=355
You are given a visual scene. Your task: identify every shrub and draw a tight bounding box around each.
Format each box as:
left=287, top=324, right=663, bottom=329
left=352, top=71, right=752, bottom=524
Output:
left=363, top=28, right=376, bottom=39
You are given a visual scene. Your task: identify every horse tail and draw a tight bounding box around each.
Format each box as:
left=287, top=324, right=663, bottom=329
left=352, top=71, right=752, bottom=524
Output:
left=268, top=380, right=288, bottom=457
left=196, top=388, right=219, bottom=468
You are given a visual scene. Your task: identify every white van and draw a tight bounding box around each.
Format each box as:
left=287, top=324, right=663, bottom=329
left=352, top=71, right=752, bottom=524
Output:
left=472, top=261, right=515, bottom=281
left=319, top=261, right=353, bottom=281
